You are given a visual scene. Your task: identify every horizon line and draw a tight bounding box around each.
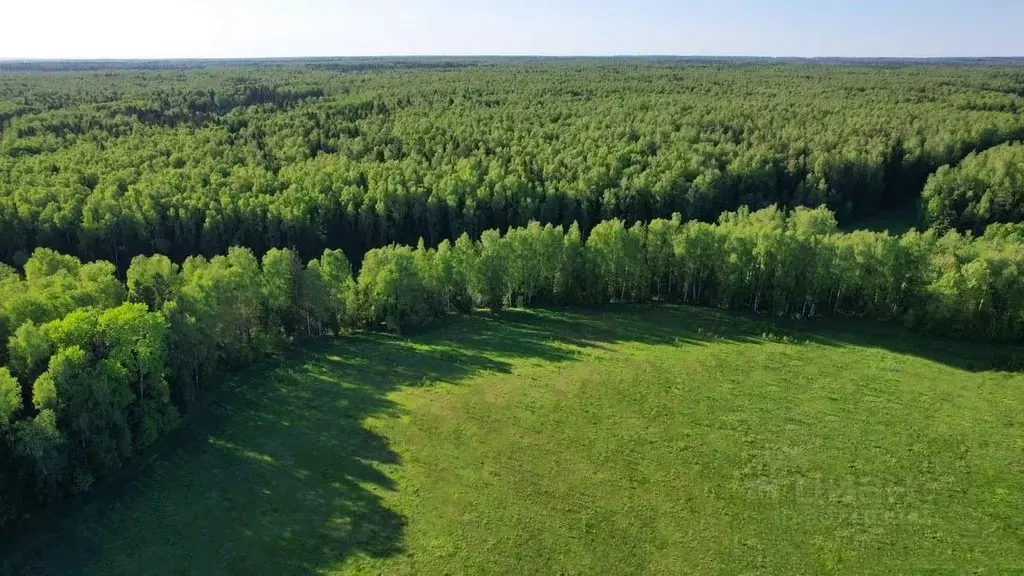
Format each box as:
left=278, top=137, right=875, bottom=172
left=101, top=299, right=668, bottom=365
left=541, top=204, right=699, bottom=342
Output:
left=3, top=54, right=1024, bottom=62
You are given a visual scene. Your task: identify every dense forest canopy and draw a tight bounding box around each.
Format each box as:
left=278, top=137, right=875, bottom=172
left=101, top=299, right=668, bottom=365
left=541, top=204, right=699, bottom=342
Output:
left=922, top=141, right=1024, bottom=232
left=1, top=59, right=1023, bottom=268
left=2, top=58, right=1024, bottom=529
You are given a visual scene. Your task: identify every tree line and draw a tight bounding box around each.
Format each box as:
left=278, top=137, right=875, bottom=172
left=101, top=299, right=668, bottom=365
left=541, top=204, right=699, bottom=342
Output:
left=2, top=204, right=1022, bottom=526
left=3, top=62, right=1024, bottom=268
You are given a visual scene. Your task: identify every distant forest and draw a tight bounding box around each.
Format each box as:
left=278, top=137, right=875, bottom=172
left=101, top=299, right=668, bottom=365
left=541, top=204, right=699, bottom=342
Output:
left=2, top=59, right=1023, bottom=269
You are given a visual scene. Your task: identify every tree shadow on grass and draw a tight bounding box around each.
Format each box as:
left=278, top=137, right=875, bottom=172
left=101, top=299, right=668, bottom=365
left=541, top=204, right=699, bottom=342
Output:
left=3, top=333, right=523, bottom=575
left=425, top=303, right=1023, bottom=375
left=792, top=316, right=1024, bottom=373
left=423, top=304, right=767, bottom=361
left=3, top=303, right=1018, bottom=574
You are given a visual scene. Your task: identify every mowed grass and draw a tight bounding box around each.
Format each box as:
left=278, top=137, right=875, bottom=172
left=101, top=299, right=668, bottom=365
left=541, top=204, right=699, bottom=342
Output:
left=4, top=305, right=1024, bottom=574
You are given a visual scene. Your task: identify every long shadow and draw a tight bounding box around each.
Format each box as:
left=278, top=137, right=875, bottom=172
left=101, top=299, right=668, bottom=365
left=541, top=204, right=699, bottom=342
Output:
left=2, top=332, right=514, bottom=575
left=791, top=315, right=1024, bottom=373
left=2, top=303, right=1018, bottom=574
left=440, top=304, right=1023, bottom=375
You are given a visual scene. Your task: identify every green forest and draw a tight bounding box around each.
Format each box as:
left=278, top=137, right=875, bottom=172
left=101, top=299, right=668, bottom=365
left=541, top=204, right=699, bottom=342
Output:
left=3, top=60, right=1024, bottom=268
left=1, top=59, right=1023, bottom=544
left=922, top=141, right=1024, bottom=231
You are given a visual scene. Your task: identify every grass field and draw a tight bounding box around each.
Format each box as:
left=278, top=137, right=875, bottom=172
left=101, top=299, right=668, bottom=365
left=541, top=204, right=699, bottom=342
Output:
left=843, top=201, right=923, bottom=235
left=4, top=305, right=1024, bottom=574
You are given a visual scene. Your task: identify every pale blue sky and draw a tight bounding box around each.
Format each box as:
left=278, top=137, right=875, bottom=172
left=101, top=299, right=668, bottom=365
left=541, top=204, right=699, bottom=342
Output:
left=2, top=0, right=1021, bottom=59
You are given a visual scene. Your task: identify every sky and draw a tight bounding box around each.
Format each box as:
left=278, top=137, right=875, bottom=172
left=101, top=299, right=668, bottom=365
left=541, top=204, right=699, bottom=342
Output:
left=2, top=0, right=1022, bottom=60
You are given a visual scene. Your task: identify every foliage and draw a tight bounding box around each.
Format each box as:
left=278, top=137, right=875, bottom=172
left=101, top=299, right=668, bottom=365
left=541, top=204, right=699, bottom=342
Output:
left=2, top=58, right=1024, bottom=535
left=0, top=368, right=19, bottom=430
left=922, top=141, right=1024, bottom=232
left=2, top=203, right=1023, bottom=526
left=2, top=60, right=1023, bottom=267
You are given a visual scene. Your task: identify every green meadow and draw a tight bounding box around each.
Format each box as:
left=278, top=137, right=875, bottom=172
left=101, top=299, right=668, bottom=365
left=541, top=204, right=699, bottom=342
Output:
left=5, top=305, right=1023, bottom=574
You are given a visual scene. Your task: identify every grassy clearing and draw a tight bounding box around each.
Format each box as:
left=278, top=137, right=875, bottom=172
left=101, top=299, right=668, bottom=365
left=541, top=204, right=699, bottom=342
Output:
left=843, top=201, right=923, bottom=235
left=4, top=305, right=1024, bottom=574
